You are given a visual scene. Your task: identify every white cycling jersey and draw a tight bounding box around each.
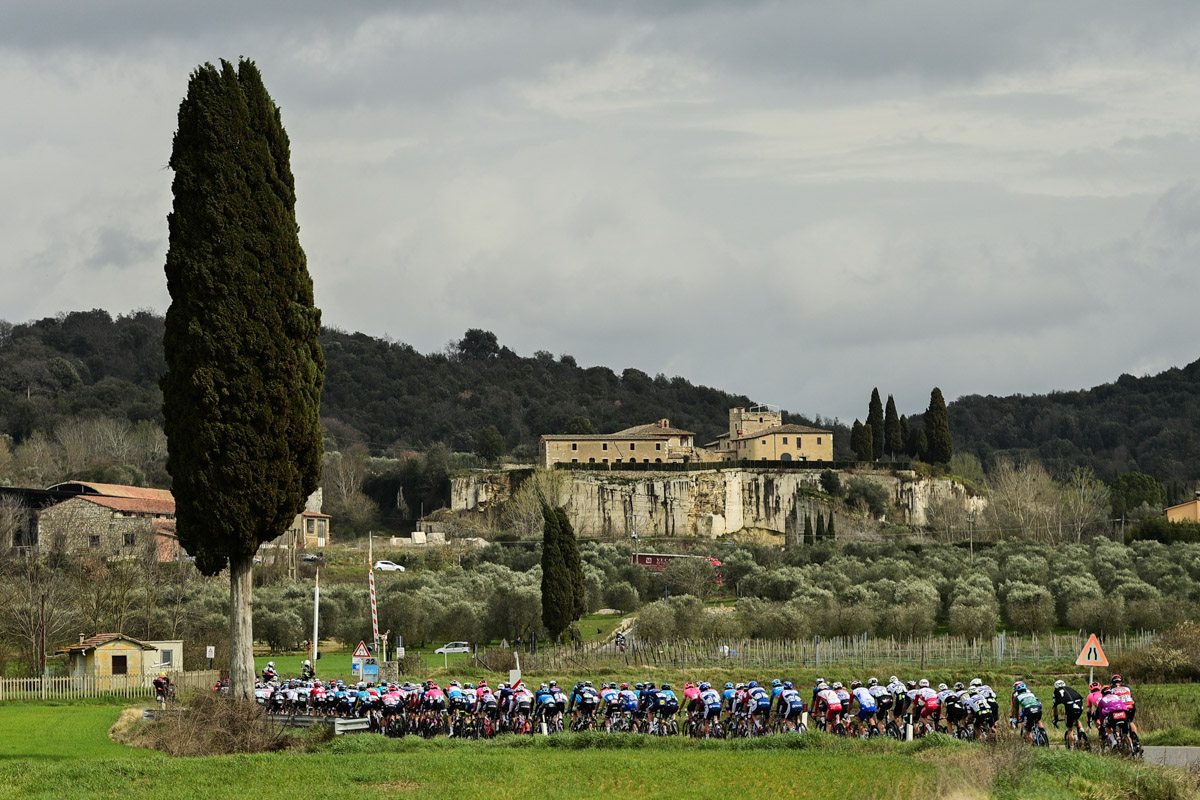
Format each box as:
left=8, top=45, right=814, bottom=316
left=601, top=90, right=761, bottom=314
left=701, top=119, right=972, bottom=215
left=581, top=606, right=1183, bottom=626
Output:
left=886, top=679, right=906, bottom=696
left=868, top=684, right=890, bottom=700
left=816, top=688, right=842, bottom=709
left=852, top=687, right=876, bottom=710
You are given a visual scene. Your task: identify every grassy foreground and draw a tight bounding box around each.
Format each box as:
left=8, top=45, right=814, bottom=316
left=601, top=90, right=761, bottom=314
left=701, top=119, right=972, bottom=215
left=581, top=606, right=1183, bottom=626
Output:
left=0, top=703, right=1196, bottom=800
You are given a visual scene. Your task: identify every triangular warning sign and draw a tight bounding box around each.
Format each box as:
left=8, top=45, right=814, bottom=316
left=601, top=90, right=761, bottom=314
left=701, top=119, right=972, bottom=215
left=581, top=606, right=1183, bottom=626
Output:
left=352, top=640, right=371, bottom=658
left=1075, top=634, right=1108, bottom=667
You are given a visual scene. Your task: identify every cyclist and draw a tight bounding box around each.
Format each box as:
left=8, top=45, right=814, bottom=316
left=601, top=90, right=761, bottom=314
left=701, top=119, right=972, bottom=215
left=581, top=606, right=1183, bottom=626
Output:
left=683, top=682, right=702, bottom=718
left=832, top=682, right=852, bottom=724
left=1051, top=680, right=1085, bottom=747
left=721, top=682, right=737, bottom=715
left=575, top=682, right=600, bottom=729
left=422, top=681, right=446, bottom=731
left=813, top=681, right=843, bottom=732
left=943, top=682, right=968, bottom=736
left=1096, top=685, right=1132, bottom=746
left=599, top=682, right=620, bottom=731
left=912, top=679, right=940, bottom=734
left=770, top=678, right=784, bottom=706
left=301, top=659, right=315, bottom=681
left=261, top=661, right=278, bottom=684
left=1085, top=681, right=1103, bottom=729
left=812, top=676, right=829, bottom=708
left=549, top=680, right=568, bottom=726
left=656, top=683, right=680, bottom=731
left=747, top=681, right=772, bottom=731
left=1110, top=675, right=1138, bottom=737
left=534, top=683, right=556, bottom=727
left=152, top=673, right=171, bottom=704
left=699, top=682, right=724, bottom=736
left=618, top=682, right=640, bottom=728
left=849, top=680, right=877, bottom=736
left=1010, top=681, right=1045, bottom=745
left=970, top=678, right=999, bottom=723
left=867, top=678, right=893, bottom=729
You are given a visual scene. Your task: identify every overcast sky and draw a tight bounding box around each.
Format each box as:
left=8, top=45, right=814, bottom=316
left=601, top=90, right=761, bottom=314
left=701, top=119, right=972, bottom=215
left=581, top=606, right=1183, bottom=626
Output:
left=4, top=1, right=1200, bottom=423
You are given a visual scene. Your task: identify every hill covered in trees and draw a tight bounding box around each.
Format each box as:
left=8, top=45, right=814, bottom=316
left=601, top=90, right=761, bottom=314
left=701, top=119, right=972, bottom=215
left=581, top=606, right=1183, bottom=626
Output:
left=949, top=360, right=1200, bottom=489
left=0, top=310, right=843, bottom=460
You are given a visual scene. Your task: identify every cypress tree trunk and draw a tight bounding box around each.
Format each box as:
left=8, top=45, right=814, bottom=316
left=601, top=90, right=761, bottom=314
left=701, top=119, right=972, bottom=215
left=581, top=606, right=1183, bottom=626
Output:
left=229, top=555, right=255, bottom=699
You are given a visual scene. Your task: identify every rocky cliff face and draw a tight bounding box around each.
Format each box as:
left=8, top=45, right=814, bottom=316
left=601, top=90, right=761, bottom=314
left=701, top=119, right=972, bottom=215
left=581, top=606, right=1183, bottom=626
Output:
left=451, top=467, right=983, bottom=539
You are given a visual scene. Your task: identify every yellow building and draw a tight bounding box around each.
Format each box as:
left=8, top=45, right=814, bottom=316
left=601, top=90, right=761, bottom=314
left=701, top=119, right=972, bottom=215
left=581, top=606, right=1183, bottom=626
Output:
left=540, top=419, right=696, bottom=467
left=706, top=406, right=834, bottom=462
left=57, top=633, right=184, bottom=678
left=1166, top=493, right=1200, bottom=523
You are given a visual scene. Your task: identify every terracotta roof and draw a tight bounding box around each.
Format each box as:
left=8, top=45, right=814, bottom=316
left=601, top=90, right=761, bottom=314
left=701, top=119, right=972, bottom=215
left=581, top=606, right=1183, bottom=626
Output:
left=47, top=481, right=174, bottom=501
left=57, top=632, right=155, bottom=653
left=77, top=495, right=176, bottom=515
left=613, top=423, right=696, bottom=437
left=300, top=510, right=331, bottom=518
left=731, top=423, right=832, bottom=441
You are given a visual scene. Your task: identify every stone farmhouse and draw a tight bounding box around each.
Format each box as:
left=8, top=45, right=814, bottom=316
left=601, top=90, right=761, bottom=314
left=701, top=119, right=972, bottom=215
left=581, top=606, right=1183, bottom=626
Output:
left=539, top=407, right=834, bottom=468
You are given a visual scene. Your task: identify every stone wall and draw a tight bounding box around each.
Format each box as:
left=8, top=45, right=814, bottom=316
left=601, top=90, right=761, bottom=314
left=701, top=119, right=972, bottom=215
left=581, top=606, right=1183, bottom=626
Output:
left=451, top=467, right=983, bottom=539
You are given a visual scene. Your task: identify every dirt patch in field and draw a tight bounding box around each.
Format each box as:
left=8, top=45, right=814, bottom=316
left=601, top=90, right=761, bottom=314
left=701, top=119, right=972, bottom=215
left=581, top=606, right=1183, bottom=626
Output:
left=109, top=707, right=150, bottom=747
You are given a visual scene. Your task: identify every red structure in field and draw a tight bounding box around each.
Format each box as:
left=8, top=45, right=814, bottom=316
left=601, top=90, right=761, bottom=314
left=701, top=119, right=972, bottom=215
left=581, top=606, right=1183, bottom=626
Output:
left=633, top=553, right=723, bottom=584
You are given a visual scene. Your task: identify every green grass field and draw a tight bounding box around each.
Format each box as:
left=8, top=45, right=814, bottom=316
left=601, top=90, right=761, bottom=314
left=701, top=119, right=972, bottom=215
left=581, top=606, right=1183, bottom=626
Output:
left=0, top=703, right=1196, bottom=800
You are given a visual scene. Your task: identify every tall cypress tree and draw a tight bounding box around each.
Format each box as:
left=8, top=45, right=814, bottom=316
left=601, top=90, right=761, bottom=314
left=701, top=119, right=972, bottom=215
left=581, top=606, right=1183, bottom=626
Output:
left=803, top=514, right=813, bottom=545
left=851, top=420, right=870, bottom=461
left=815, top=512, right=826, bottom=540
left=860, top=424, right=874, bottom=463
left=825, top=514, right=836, bottom=541
left=899, top=415, right=911, bottom=456
left=162, top=59, right=324, bottom=700
left=867, top=388, right=884, bottom=460
left=540, top=504, right=572, bottom=638
left=555, top=507, right=587, bottom=621
left=925, top=387, right=954, bottom=464
left=884, top=395, right=902, bottom=458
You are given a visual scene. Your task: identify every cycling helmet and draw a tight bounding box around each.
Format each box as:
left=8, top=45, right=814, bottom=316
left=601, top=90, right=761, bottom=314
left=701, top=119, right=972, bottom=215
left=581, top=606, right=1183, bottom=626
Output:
left=747, top=681, right=758, bottom=688
left=449, top=680, right=460, bottom=687
left=698, top=683, right=710, bottom=690
left=783, top=681, right=793, bottom=689
left=303, top=659, right=311, bottom=666
left=906, top=681, right=917, bottom=689
left=937, top=683, right=947, bottom=692
left=918, top=679, right=930, bottom=688
left=736, top=683, right=745, bottom=690
left=816, top=681, right=828, bottom=690
left=584, top=681, right=592, bottom=688
left=816, top=677, right=827, bottom=685
left=772, top=679, right=781, bottom=687
left=1111, top=674, right=1123, bottom=684
left=867, top=678, right=879, bottom=687
left=158, top=673, right=167, bottom=679
left=608, top=682, right=617, bottom=689
left=1102, top=685, right=1111, bottom=693
left=539, top=683, right=548, bottom=690
left=575, top=682, right=584, bottom=689
left=1089, top=682, right=1100, bottom=691
left=662, top=683, right=671, bottom=690
left=969, top=678, right=982, bottom=688
left=621, top=683, right=629, bottom=690
left=635, top=683, right=644, bottom=690
left=267, top=661, right=275, bottom=668
left=479, top=679, right=488, bottom=686
left=686, top=682, right=695, bottom=689
left=646, top=682, right=656, bottom=690
left=1053, top=680, right=1066, bottom=689
left=832, top=682, right=843, bottom=690
left=953, top=682, right=963, bottom=691
left=549, top=680, right=557, bottom=687
left=725, top=683, right=734, bottom=689
left=850, top=681, right=862, bottom=689
left=1014, top=682, right=1027, bottom=692
left=889, top=676, right=898, bottom=684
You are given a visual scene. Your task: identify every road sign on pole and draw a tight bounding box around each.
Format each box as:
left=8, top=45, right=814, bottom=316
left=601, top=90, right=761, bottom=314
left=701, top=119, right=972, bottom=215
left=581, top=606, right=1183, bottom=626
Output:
left=352, top=640, right=371, bottom=658
left=1075, top=634, right=1108, bottom=667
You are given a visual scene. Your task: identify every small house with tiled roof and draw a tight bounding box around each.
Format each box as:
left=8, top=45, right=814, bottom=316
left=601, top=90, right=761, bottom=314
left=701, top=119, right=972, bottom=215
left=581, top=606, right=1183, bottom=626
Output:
left=37, top=482, right=178, bottom=561
left=56, top=633, right=184, bottom=679
left=540, top=418, right=698, bottom=467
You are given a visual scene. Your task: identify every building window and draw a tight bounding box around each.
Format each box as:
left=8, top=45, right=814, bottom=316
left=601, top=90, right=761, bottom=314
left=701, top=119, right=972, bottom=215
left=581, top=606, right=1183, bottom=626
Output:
left=602, top=458, right=609, bottom=463
left=88, top=535, right=100, bottom=548
left=589, top=458, right=595, bottom=463
left=123, top=533, right=136, bottom=547
left=160, top=649, right=173, bottom=667
left=630, top=443, right=636, bottom=450
left=759, top=417, right=763, bottom=422
left=111, top=655, right=127, bottom=675
left=782, top=437, right=788, bottom=444
left=761, top=439, right=767, bottom=445
left=616, top=458, right=622, bottom=463
left=571, top=458, right=578, bottom=463
left=655, top=442, right=662, bottom=450
left=571, top=442, right=578, bottom=451
left=655, top=458, right=662, bottom=463
left=797, top=437, right=802, bottom=447
left=817, top=437, right=822, bottom=445
left=644, top=459, right=650, bottom=464
left=602, top=443, right=608, bottom=451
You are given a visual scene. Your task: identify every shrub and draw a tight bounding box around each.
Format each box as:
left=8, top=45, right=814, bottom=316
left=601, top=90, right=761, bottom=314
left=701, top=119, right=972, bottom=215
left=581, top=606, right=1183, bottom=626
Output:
left=634, top=600, right=676, bottom=642
left=603, top=581, right=641, bottom=613
left=819, top=470, right=843, bottom=498
left=1066, top=596, right=1126, bottom=636
left=1001, top=582, right=1055, bottom=634
left=1110, top=622, right=1200, bottom=682
left=142, top=692, right=292, bottom=756
left=846, top=477, right=890, bottom=518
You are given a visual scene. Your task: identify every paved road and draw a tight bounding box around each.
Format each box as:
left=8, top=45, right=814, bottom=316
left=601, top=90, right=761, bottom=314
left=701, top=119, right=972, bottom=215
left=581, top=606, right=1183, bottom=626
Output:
left=1142, top=746, right=1200, bottom=767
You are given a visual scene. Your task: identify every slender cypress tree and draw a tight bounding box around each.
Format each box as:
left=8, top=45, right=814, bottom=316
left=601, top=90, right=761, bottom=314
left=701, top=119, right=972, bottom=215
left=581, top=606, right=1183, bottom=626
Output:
left=803, top=514, right=813, bottom=545
left=851, top=420, right=869, bottom=461
left=884, top=395, right=902, bottom=458
left=825, top=514, right=836, bottom=541
left=555, top=507, right=586, bottom=621
left=162, top=59, right=324, bottom=700
left=925, top=387, right=954, bottom=464
left=860, top=424, right=874, bottom=463
left=899, top=415, right=911, bottom=456
left=815, top=512, right=826, bottom=540
left=867, top=388, right=884, bottom=460
left=540, top=504, right=572, bottom=639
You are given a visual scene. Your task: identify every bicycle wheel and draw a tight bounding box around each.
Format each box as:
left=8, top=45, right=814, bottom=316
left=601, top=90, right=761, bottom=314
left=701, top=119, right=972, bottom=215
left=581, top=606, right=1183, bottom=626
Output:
left=1077, top=729, right=1090, bottom=752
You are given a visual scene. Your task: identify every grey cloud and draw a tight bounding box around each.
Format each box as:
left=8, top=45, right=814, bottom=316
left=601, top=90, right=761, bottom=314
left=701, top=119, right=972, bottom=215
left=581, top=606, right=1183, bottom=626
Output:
left=83, top=226, right=158, bottom=271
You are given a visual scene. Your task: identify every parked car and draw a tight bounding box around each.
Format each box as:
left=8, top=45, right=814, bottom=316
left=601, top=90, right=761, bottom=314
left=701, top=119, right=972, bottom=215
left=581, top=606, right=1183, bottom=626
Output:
left=373, top=560, right=405, bottom=572
left=434, top=641, right=470, bottom=654
left=300, top=553, right=323, bottom=563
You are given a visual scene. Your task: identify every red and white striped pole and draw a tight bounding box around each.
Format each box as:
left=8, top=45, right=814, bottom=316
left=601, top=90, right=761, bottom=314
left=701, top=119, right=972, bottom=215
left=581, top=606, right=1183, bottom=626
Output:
left=369, top=533, right=380, bottom=654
